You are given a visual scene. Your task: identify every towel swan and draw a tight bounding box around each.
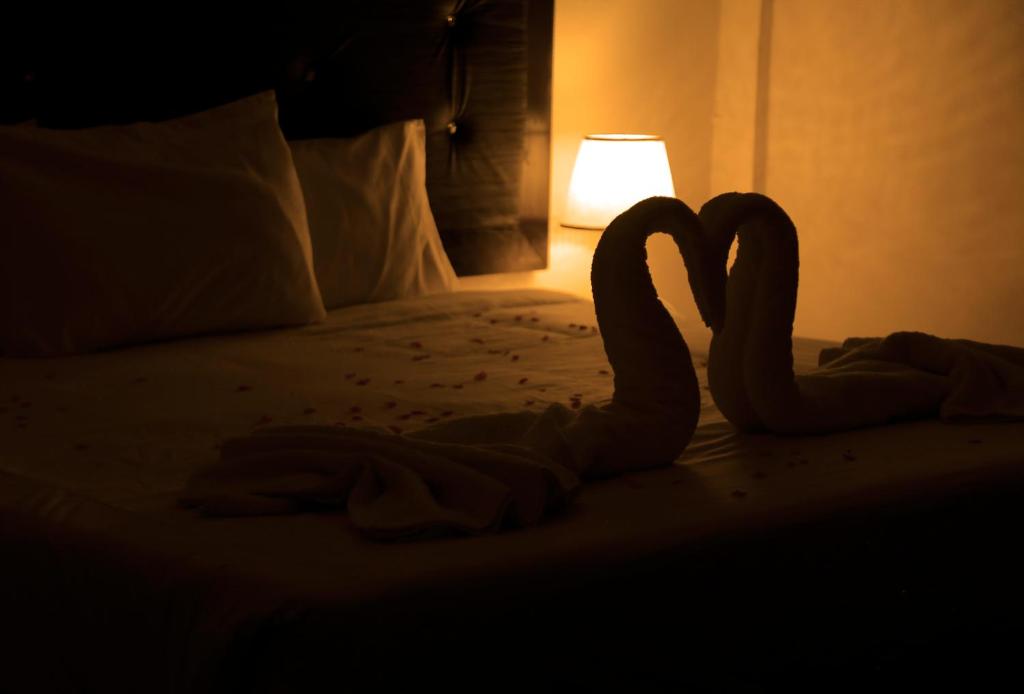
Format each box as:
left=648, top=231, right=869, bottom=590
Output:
left=698, top=191, right=972, bottom=434
left=180, top=196, right=713, bottom=535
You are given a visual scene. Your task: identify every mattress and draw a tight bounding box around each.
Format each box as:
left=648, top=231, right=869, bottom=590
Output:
left=3, top=288, right=1023, bottom=691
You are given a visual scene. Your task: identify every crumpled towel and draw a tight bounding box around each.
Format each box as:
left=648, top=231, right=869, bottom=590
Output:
left=180, top=423, right=580, bottom=541
left=818, top=331, right=1024, bottom=422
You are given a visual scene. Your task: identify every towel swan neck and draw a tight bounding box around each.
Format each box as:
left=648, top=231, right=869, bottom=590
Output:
left=576, top=196, right=711, bottom=475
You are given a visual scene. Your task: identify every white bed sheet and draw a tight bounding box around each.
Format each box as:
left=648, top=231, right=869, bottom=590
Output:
left=3, top=288, right=1023, bottom=690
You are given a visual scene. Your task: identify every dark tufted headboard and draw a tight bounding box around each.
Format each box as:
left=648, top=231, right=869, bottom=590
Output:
left=0, top=1, right=553, bottom=275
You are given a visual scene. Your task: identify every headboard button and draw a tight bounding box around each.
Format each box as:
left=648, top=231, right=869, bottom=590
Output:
left=446, top=14, right=456, bottom=27
left=447, top=121, right=458, bottom=136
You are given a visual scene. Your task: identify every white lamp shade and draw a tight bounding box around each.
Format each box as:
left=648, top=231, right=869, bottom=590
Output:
left=562, top=134, right=676, bottom=229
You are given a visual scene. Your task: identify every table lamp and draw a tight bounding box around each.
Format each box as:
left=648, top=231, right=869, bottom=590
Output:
left=561, top=134, right=675, bottom=230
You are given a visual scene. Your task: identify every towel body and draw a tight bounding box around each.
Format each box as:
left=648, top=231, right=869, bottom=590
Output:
left=181, top=419, right=580, bottom=541
left=818, top=332, right=1024, bottom=423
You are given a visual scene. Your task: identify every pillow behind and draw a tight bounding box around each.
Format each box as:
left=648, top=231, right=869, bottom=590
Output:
left=289, top=120, right=457, bottom=310
left=0, top=91, right=325, bottom=357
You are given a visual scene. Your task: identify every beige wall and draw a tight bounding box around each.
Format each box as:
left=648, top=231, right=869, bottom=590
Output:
left=763, top=0, right=1024, bottom=344
left=462, top=0, right=722, bottom=326
left=465, top=0, right=1024, bottom=347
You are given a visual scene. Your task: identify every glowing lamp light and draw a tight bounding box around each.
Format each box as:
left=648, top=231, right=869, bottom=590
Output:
left=562, top=134, right=676, bottom=230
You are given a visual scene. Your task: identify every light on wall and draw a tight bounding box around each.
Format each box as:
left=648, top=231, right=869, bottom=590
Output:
left=562, top=134, right=676, bottom=230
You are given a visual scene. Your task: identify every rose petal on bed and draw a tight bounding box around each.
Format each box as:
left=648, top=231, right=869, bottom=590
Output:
left=530, top=317, right=539, bottom=323
left=410, top=341, right=423, bottom=349
left=518, top=377, right=528, bottom=385
left=356, top=378, right=370, bottom=386
left=471, top=338, right=485, bottom=344
left=474, top=371, right=487, bottom=381
left=412, top=354, right=431, bottom=362
left=598, top=369, right=609, bottom=375
left=440, top=410, right=454, bottom=417
left=541, top=335, right=549, bottom=342
left=489, top=319, right=498, bottom=324
left=569, top=323, right=576, bottom=328
left=409, top=410, right=426, bottom=416
left=510, top=355, right=519, bottom=362
left=398, top=414, right=412, bottom=420
left=570, top=400, right=582, bottom=410
left=132, top=376, right=148, bottom=384
left=578, top=325, right=587, bottom=332
left=345, top=373, right=356, bottom=380
left=525, top=400, right=535, bottom=406
left=236, top=385, right=252, bottom=392
left=430, top=383, right=444, bottom=388
left=353, top=347, right=364, bottom=352
left=452, top=384, right=463, bottom=389
left=303, top=407, right=316, bottom=415
left=731, top=489, right=748, bottom=500
left=349, top=406, right=362, bottom=413
left=514, top=315, right=522, bottom=321
left=393, top=380, right=404, bottom=385
left=384, top=402, right=397, bottom=409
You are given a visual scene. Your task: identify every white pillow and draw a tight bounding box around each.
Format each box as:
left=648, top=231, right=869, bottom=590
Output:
left=0, top=91, right=325, bottom=356
left=289, top=120, right=457, bottom=310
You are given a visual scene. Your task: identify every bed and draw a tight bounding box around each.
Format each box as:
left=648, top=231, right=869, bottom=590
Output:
left=3, top=5, right=1024, bottom=691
